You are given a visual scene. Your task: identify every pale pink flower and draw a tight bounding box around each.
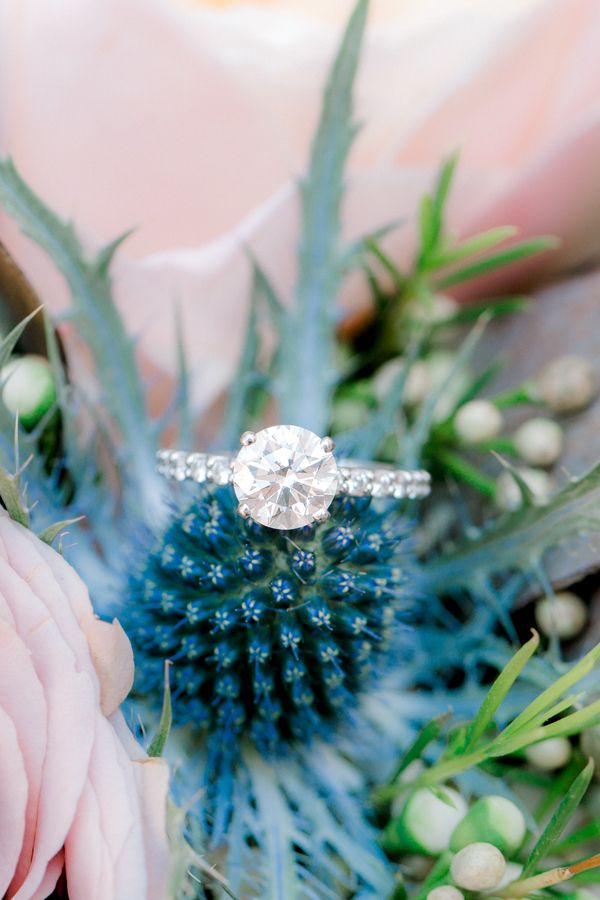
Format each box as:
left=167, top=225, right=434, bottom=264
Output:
left=1, top=0, right=599, bottom=411
left=0, top=511, right=170, bottom=900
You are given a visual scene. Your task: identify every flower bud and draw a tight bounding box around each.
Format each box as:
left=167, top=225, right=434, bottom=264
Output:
left=525, top=736, right=572, bottom=771
left=426, top=351, right=471, bottom=422
left=391, top=761, right=426, bottom=816
left=450, top=842, right=506, bottom=891
left=1, top=354, right=57, bottom=429
left=495, top=467, right=553, bottom=511
left=495, top=861, right=523, bottom=891
left=514, top=417, right=564, bottom=467
left=537, top=355, right=597, bottom=413
left=412, top=294, right=459, bottom=326
left=404, top=361, right=431, bottom=407
left=427, top=887, right=464, bottom=900
left=450, top=795, right=526, bottom=856
left=383, top=786, right=467, bottom=856
left=454, top=400, right=503, bottom=445
left=373, top=358, right=431, bottom=407
left=535, top=591, right=587, bottom=640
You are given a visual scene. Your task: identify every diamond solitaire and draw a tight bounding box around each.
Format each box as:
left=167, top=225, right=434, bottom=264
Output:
left=232, top=425, right=339, bottom=530
left=157, top=424, right=431, bottom=531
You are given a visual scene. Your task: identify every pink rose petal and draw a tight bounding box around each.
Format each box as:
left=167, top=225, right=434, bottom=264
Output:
left=0, top=706, right=28, bottom=897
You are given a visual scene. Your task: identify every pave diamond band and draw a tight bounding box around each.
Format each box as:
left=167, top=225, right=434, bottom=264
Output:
left=157, top=448, right=430, bottom=499
left=158, top=424, right=430, bottom=530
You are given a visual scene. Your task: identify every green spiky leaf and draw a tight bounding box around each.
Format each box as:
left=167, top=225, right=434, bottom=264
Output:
left=0, top=158, right=161, bottom=519
left=221, top=266, right=273, bottom=449
left=278, top=0, right=368, bottom=432
left=423, top=461, right=600, bottom=592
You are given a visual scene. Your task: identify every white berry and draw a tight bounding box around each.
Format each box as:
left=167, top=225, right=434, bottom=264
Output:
left=404, top=360, right=432, bottom=406
left=454, top=400, right=503, bottom=445
left=1, top=355, right=56, bottom=429
left=495, top=861, right=523, bottom=890
left=451, top=842, right=506, bottom=891
left=525, top=736, right=572, bottom=771
left=412, top=293, right=459, bottom=326
left=427, top=887, right=464, bottom=900
left=514, top=417, right=564, bottom=467
left=535, top=591, right=587, bottom=639
left=537, top=355, right=597, bottom=413
left=393, top=786, right=468, bottom=854
left=373, top=358, right=431, bottom=408
left=495, top=467, right=553, bottom=511
left=426, top=351, right=471, bottom=422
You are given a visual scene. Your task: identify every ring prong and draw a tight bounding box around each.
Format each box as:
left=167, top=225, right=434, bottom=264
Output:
left=313, top=507, right=331, bottom=524
left=321, top=436, right=335, bottom=453
left=237, top=503, right=252, bottom=520
left=240, top=431, right=257, bottom=447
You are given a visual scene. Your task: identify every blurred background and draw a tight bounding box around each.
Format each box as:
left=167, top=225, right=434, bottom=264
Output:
left=1, top=0, right=600, bottom=413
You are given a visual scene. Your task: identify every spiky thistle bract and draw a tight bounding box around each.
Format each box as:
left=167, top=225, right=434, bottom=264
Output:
left=127, top=487, right=416, bottom=757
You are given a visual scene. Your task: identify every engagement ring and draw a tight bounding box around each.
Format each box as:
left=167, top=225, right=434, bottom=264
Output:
left=157, top=424, right=431, bottom=531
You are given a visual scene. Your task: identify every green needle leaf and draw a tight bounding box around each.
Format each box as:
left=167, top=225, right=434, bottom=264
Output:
left=500, top=640, right=600, bottom=742
left=416, top=154, right=458, bottom=271
left=386, top=712, right=452, bottom=790
left=429, top=225, right=519, bottom=269
left=520, top=759, right=595, bottom=879
left=434, top=236, right=558, bottom=288
left=460, top=631, right=539, bottom=753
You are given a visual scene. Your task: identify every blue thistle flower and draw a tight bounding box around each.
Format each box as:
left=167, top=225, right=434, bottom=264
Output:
left=126, top=487, right=417, bottom=758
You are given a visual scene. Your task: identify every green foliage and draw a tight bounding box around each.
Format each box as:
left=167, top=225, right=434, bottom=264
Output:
left=424, top=460, right=600, bottom=591
left=0, top=3, right=597, bottom=899
left=521, top=759, right=594, bottom=879
left=0, top=158, right=161, bottom=520
left=148, top=661, right=173, bottom=758
left=277, top=0, right=369, bottom=433
left=435, top=235, right=558, bottom=289
left=221, top=264, right=278, bottom=449
left=0, top=459, right=29, bottom=527
left=377, top=636, right=600, bottom=804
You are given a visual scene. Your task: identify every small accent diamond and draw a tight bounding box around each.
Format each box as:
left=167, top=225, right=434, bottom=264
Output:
left=188, top=453, right=208, bottom=483
left=207, top=456, right=233, bottom=486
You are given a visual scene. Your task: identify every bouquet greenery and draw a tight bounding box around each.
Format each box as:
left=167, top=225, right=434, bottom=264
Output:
left=0, top=1, right=599, bottom=898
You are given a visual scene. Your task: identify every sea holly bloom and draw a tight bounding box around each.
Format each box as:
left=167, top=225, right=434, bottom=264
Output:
left=0, top=511, right=170, bottom=900
left=127, top=489, right=416, bottom=757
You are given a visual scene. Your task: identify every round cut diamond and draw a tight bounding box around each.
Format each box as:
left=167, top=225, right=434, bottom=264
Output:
left=232, top=425, right=339, bottom=530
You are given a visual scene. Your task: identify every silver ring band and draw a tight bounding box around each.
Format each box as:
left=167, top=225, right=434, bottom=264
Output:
left=157, top=449, right=431, bottom=500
